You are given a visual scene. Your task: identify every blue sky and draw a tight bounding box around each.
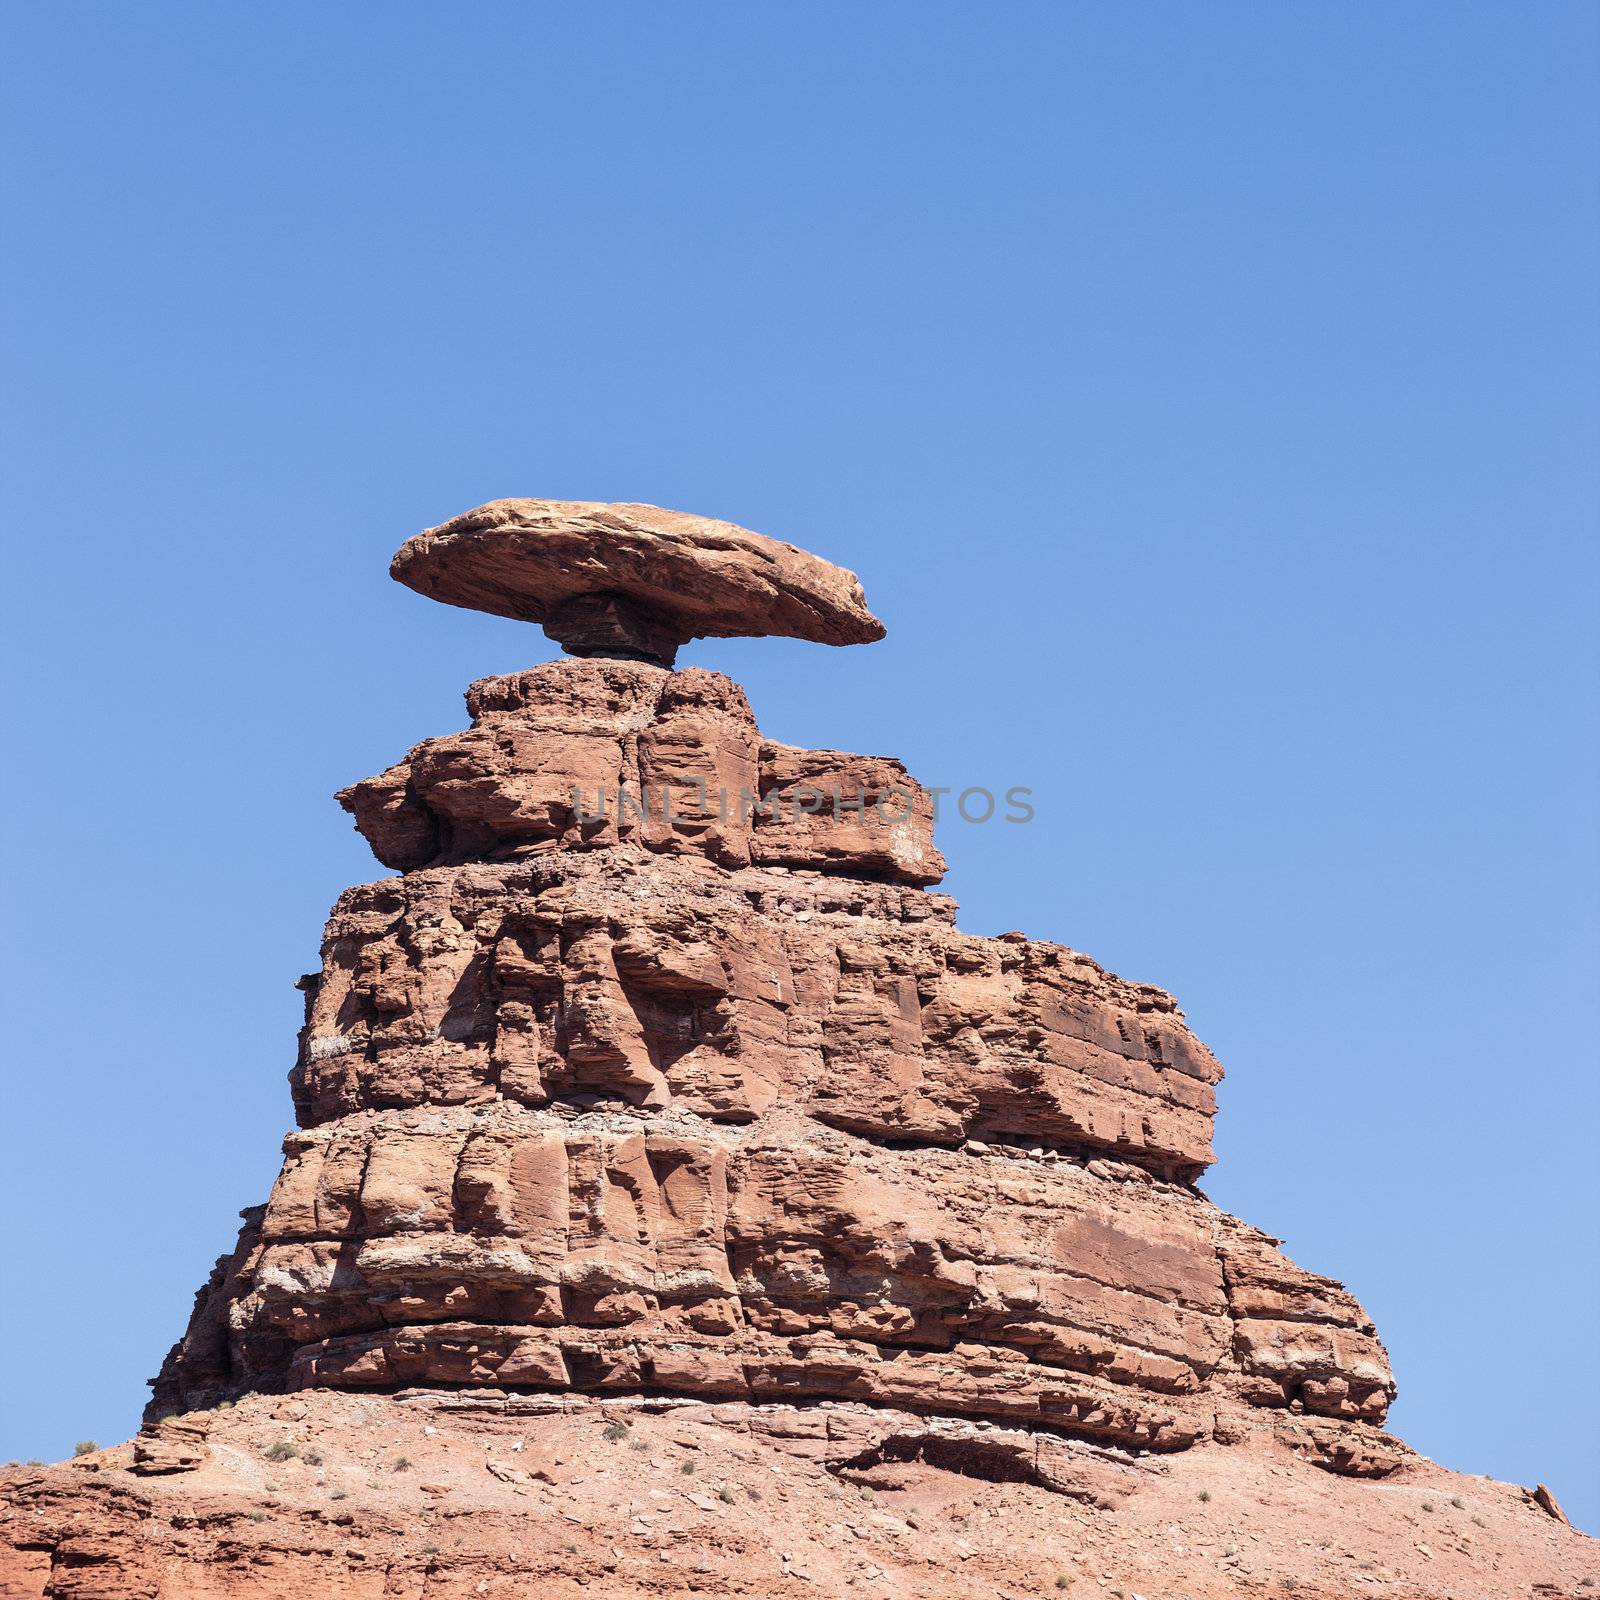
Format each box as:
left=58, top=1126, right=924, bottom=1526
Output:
left=2, top=1, right=1596, bottom=1530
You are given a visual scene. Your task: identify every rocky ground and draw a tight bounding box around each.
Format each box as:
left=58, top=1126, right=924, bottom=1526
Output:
left=2, top=1391, right=1592, bottom=1599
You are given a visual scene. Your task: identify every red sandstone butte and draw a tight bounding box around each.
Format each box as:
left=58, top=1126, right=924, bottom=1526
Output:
left=2, top=501, right=1592, bottom=1600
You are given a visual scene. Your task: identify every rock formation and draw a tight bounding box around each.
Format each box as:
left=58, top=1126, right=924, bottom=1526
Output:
left=3, top=499, right=1592, bottom=1599
left=391, top=499, right=885, bottom=666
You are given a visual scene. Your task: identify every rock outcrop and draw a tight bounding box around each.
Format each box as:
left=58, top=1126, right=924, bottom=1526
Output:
left=5, top=500, right=1592, bottom=1598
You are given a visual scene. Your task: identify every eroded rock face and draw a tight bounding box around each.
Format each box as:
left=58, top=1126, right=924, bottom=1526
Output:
left=337, top=660, right=944, bottom=884
left=150, top=655, right=1397, bottom=1476
left=286, top=850, right=1216, bottom=1171
left=153, top=1102, right=1389, bottom=1453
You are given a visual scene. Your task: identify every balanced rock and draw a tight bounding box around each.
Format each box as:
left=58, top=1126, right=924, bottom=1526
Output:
left=391, top=498, right=885, bottom=667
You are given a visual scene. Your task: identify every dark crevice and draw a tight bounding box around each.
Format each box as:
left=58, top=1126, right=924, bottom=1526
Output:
left=826, top=1432, right=1116, bottom=1502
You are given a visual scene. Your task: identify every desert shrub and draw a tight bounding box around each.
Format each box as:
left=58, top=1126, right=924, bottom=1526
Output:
left=73, top=1441, right=97, bottom=1457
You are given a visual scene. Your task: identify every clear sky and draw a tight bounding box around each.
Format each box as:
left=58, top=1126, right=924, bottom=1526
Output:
left=2, top=0, right=1596, bottom=1531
